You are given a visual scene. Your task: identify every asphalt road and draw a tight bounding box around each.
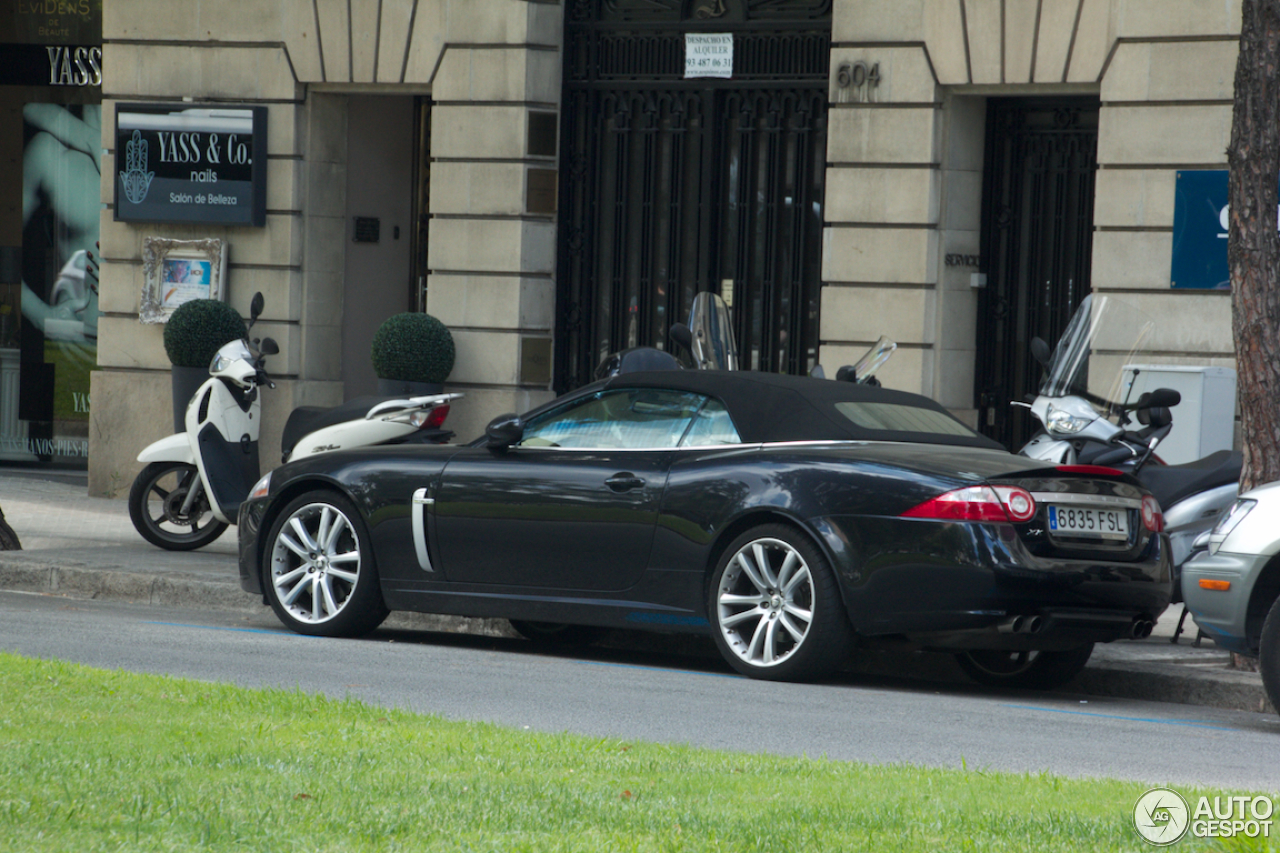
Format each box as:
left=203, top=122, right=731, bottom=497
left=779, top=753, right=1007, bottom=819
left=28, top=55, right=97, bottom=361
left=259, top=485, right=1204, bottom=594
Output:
left=3, top=590, right=1277, bottom=791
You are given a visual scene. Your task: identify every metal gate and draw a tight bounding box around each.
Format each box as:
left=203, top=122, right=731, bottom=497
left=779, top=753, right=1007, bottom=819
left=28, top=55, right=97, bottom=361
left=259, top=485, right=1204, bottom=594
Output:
left=556, top=0, right=831, bottom=392
left=975, top=98, right=1099, bottom=449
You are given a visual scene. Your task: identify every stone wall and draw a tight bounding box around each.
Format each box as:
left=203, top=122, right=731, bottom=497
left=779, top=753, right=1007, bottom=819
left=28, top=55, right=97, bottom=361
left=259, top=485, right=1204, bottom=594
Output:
left=91, top=0, right=1248, bottom=494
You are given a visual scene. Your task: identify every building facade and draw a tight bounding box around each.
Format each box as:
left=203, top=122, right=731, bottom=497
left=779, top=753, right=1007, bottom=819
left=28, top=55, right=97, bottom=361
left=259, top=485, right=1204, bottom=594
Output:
left=1, top=0, right=102, bottom=470
left=82, top=0, right=1242, bottom=494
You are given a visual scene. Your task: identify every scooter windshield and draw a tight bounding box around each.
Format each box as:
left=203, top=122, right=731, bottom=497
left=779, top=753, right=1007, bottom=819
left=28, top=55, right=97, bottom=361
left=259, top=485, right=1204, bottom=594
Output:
left=687, top=292, right=739, bottom=371
left=1039, top=295, right=1156, bottom=403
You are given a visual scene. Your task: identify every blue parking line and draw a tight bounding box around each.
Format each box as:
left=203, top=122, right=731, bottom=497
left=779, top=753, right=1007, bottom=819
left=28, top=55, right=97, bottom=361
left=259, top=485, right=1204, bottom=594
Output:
left=143, top=620, right=300, bottom=637
left=1001, top=703, right=1235, bottom=731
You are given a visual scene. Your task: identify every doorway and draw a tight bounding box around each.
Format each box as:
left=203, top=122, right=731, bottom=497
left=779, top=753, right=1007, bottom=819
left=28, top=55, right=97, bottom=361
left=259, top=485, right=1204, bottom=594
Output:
left=974, top=97, right=1099, bottom=449
left=555, top=0, right=831, bottom=392
left=341, top=96, right=429, bottom=399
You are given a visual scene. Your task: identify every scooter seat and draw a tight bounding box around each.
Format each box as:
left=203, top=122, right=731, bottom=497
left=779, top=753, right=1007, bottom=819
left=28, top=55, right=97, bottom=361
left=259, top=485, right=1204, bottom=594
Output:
left=1138, top=449, right=1241, bottom=509
left=282, top=396, right=404, bottom=460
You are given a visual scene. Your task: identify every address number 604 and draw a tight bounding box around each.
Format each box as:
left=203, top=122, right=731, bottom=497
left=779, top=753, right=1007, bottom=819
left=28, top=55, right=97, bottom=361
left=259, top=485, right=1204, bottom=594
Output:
left=836, top=61, right=881, bottom=91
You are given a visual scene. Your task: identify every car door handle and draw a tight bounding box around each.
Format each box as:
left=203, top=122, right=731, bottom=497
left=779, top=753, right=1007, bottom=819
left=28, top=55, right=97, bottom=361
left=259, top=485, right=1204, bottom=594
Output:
left=605, top=473, right=646, bottom=492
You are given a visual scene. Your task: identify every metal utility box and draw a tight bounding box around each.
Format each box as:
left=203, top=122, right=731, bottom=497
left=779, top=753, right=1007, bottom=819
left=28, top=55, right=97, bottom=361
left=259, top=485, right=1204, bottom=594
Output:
left=1120, top=365, right=1236, bottom=464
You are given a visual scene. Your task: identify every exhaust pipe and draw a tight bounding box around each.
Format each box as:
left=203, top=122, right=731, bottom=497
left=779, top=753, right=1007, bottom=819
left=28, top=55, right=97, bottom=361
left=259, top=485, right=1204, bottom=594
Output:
left=997, top=616, right=1044, bottom=634
left=998, top=616, right=1026, bottom=634
left=1130, top=620, right=1153, bottom=639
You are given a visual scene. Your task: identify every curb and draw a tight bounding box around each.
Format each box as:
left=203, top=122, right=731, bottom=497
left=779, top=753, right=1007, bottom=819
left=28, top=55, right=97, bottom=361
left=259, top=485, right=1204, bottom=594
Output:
left=1, top=558, right=1272, bottom=715
left=1075, top=660, right=1275, bottom=715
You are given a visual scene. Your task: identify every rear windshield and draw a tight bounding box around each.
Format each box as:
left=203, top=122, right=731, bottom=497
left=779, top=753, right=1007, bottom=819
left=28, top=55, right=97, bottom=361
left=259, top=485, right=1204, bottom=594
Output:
left=833, top=401, right=978, bottom=437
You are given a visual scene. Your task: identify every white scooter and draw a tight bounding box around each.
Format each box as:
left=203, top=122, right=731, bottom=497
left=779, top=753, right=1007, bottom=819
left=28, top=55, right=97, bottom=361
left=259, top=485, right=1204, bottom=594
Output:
left=129, top=293, right=460, bottom=551
left=1016, top=294, right=1241, bottom=590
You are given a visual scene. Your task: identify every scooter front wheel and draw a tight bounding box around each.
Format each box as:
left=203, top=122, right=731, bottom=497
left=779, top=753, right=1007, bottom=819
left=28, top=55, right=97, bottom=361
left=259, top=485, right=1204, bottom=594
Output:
left=128, top=461, right=228, bottom=551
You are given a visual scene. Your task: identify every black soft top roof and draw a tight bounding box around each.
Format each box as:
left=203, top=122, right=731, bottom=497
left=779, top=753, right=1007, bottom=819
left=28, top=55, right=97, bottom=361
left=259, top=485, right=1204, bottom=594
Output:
left=591, top=370, right=1005, bottom=450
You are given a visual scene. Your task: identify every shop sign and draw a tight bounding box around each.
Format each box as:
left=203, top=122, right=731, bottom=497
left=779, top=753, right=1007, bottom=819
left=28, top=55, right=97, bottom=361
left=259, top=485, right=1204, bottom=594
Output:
left=114, top=103, right=267, bottom=227
left=0, top=43, right=100, bottom=86
left=1171, top=170, right=1229, bottom=290
left=6, top=0, right=102, bottom=44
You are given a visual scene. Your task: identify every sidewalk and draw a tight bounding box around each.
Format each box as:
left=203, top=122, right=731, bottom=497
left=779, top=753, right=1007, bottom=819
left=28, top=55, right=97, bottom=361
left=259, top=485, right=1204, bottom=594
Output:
left=0, top=469, right=1270, bottom=714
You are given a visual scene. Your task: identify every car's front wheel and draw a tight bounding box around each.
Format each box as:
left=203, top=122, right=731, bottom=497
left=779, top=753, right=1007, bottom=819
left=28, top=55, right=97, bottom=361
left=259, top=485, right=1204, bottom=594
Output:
left=955, top=645, right=1094, bottom=690
left=128, top=461, right=228, bottom=551
left=1258, top=597, right=1280, bottom=717
left=709, top=523, right=852, bottom=682
left=262, top=490, right=388, bottom=637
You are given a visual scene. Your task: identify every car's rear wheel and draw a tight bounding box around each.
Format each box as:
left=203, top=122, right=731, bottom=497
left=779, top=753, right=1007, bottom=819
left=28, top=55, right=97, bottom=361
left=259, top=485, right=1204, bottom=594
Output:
left=262, top=490, right=388, bottom=637
left=956, top=644, right=1094, bottom=690
left=1259, top=597, right=1280, bottom=717
left=709, top=524, right=852, bottom=682
left=509, top=620, right=604, bottom=646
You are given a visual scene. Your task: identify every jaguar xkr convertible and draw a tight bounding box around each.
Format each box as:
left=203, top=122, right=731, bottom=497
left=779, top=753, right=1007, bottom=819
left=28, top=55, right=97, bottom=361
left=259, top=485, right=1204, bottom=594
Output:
left=238, top=371, right=1171, bottom=688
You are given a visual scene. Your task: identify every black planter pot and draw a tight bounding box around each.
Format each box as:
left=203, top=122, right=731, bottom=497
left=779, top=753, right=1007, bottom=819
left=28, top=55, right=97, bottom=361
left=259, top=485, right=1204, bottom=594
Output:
left=172, top=365, right=208, bottom=432
left=377, top=378, right=443, bottom=397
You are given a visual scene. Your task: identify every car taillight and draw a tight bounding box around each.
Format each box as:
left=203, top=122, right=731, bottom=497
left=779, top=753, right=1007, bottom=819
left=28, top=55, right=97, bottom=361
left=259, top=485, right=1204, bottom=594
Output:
left=994, top=486, right=1037, bottom=522
left=1141, top=495, right=1163, bottom=533
left=901, top=485, right=1036, bottom=524
left=410, top=404, right=451, bottom=430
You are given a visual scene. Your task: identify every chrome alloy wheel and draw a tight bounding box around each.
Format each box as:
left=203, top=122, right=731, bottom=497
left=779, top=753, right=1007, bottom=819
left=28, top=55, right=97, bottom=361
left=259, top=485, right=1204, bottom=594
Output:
left=269, top=502, right=363, bottom=625
left=716, top=537, right=815, bottom=668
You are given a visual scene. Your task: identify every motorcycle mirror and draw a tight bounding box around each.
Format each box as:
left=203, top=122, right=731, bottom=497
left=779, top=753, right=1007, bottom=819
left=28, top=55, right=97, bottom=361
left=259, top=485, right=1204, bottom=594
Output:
left=259, top=337, right=279, bottom=356
left=1030, top=337, right=1051, bottom=367
left=250, top=292, right=265, bottom=321
left=669, top=323, right=693, bottom=354
left=485, top=413, right=525, bottom=448
left=1142, top=387, right=1181, bottom=409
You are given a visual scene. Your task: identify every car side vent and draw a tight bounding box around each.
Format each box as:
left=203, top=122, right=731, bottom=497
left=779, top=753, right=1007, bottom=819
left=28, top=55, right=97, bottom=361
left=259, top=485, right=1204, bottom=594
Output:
left=411, top=488, right=435, bottom=572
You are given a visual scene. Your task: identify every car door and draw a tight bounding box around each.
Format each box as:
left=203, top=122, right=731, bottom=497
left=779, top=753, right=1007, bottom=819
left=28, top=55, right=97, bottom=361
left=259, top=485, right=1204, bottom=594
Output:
left=432, top=388, right=708, bottom=591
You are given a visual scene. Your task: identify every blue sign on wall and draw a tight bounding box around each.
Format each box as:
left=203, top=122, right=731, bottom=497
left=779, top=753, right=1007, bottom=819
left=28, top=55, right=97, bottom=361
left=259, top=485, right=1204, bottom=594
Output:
left=1171, top=170, right=1229, bottom=290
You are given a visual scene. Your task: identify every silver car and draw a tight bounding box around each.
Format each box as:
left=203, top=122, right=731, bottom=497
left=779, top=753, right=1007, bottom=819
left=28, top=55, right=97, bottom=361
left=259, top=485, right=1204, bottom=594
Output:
left=1181, top=481, right=1280, bottom=712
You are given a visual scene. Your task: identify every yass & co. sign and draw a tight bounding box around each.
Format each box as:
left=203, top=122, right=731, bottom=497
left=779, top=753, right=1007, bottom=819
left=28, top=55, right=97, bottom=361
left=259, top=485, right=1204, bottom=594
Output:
left=114, top=104, right=267, bottom=226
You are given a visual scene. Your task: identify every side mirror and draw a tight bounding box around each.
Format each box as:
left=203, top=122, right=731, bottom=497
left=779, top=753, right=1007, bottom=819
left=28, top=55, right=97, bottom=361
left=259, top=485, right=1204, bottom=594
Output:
left=1030, top=337, right=1051, bottom=367
left=259, top=337, right=280, bottom=356
left=249, top=292, right=265, bottom=325
left=1140, top=387, right=1182, bottom=409
left=485, top=413, right=525, bottom=448
left=670, top=323, right=693, bottom=354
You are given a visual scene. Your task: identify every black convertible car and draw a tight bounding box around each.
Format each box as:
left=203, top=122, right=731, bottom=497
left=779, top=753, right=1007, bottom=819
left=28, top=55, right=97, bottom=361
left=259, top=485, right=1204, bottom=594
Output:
left=238, top=371, right=1171, bottom=687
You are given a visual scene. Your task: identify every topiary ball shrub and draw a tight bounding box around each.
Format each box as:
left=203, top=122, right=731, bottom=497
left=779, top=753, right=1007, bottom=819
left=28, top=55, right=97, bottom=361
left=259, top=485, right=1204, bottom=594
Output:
left=371, top=313, right=455, bottom=384
left=163, top=299, right=247, bottom=368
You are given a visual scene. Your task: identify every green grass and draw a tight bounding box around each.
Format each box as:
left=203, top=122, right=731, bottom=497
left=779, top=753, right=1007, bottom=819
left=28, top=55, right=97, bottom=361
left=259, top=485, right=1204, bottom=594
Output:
left=0, top=651, right=1271, bottom=852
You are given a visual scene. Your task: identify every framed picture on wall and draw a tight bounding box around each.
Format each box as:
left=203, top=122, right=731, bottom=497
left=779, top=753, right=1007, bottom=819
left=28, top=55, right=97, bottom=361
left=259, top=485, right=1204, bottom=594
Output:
left=139, top=237, right=228, bottom=323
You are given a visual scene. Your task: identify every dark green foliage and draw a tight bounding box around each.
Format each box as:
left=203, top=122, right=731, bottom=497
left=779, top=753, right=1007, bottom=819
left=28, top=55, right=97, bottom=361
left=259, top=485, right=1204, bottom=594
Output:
left=371, top=312, right=455, bottom=383
left=163, top=299, right=247, bottom=367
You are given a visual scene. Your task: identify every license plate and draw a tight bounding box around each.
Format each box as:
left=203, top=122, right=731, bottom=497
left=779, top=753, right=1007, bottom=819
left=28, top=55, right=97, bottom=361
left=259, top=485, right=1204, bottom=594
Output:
left=1047, top=505, right=1129, bottom=540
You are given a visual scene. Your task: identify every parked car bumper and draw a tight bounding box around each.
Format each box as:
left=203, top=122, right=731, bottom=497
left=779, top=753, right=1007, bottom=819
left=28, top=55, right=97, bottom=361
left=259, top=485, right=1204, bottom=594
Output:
left=1181, top=549, right=1270, bottom=655
left=819, top=516, right=1172, bottom=648
left=238, top=496, right=268, bottom=595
